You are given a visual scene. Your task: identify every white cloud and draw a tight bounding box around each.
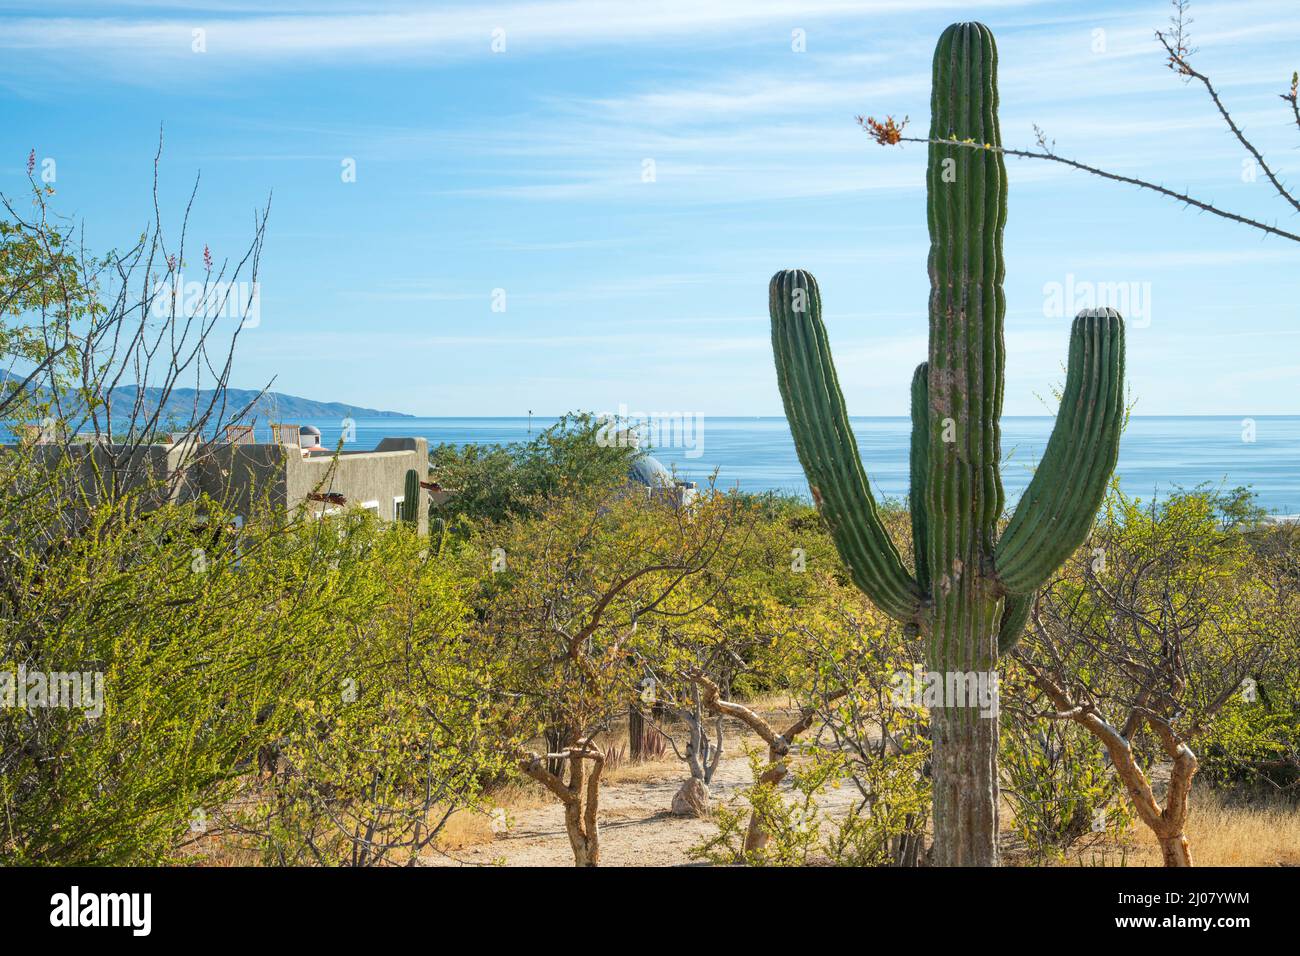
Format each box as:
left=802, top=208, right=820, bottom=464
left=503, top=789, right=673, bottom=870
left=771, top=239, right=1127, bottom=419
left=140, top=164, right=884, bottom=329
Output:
left=1, top=0, right=1044, bottom=65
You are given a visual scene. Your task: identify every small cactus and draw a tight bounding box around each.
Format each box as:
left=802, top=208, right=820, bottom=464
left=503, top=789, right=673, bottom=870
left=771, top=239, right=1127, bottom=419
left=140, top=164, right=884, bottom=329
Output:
left=401, top=468, right=421, bottom=527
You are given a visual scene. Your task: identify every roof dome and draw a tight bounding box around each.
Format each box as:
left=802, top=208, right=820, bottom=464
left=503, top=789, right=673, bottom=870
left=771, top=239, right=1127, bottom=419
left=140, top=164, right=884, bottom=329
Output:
left=628, top=455, right=674, bottom=487
left=298, top=425, right=322, bottom=438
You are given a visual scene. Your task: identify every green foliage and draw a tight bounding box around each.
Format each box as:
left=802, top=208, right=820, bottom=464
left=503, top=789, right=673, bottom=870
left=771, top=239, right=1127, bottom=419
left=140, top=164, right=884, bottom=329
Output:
left=689, top=746, right=834, bottom=867
left=429, top=411, right=642, bottom=525
left=0, top=436, right=514, bottom=864
left=1201, top=675, right=1300, bottom=793
left=1, top=491, right=284, bottom=863
left=478, top=483, right=748, bottom=755
left=999, top=688, right=1131, bottom=861
left=233, top=517, right=514, bottom=866
left=689, top=581, right=932, bottom=868
left=691, top=737, right=928, bottom=867
left=0, top=213, right=99, bottom=420
left=1038, top=486, right=1281, bottom=740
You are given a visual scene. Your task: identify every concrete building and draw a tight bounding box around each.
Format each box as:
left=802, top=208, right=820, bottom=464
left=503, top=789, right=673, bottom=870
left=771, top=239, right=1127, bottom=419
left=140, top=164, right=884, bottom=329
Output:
left=4, top=425, right=433, bottom=534
left=211, top=433, right=432, bottom=532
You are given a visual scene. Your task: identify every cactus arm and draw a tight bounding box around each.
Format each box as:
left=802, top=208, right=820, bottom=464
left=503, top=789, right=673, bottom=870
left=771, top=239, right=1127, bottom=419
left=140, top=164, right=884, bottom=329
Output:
left=995, top=309, right=1125, bottom=594
left=908, top=363, right=931, bottom=595
left=769, top=269, right=923, bottom=623
left=996, top=590, right=1033, bottom=655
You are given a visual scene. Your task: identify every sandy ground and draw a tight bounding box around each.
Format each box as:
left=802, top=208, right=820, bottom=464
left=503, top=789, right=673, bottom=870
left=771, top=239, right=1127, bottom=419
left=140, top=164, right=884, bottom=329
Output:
left=426, top=704, right=868, bottom=868
left=420, top=720, right=1300, bottom=868
left=427, top=749, right=864, bottom=867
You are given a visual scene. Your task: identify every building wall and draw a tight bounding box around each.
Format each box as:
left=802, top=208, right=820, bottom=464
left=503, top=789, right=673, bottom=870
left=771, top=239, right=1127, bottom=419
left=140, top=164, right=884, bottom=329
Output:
left=284, top=438, right=429, bottom=532
left=4, top=437, right=431, bottom=535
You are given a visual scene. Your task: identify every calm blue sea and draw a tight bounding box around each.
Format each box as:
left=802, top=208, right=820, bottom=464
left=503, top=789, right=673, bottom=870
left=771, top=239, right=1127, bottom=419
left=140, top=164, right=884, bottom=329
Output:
left=289, top=416, right=1300, bottom=517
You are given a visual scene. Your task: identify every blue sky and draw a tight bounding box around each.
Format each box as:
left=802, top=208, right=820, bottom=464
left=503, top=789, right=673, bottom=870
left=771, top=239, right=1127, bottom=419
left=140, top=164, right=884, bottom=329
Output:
left=2, top=0, right=1298, bottom=417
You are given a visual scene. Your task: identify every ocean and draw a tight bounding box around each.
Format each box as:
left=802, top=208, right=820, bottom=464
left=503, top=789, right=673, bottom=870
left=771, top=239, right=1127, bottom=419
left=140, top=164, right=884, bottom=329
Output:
left=290, top=415, right=1300, bottom=517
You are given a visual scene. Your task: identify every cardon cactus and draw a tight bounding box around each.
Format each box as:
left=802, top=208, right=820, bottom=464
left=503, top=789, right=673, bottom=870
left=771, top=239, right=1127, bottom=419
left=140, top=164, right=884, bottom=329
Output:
left=769, top=22, right=1125, bottom=866
left=401, top=468, right=421, bottom=527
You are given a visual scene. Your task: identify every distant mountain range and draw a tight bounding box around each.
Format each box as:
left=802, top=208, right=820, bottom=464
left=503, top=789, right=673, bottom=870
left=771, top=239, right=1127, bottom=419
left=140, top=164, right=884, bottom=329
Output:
left=106, top=385, right=413, bottom=422
left=2, top=375, right=412, bottom=422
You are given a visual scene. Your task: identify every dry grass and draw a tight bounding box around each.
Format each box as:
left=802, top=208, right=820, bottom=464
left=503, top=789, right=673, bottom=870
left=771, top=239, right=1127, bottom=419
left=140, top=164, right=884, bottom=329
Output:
left=433, top=807, right=497, bottom=850
left=741, top=690, right=801, bottom=716
left=602, top=752, right=681, bottom=785
left=1124, top=790, right=1300, bottom=867
left=1018, top=788, right=1300, bottom=867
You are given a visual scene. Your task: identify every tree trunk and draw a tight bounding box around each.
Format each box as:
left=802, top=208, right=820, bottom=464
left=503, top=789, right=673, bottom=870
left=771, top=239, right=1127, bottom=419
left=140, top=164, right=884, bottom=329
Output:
left=562, top=798, right=599, bottom=866
left=519, top=743, right=604, bottom=867
left=1020, top=657, right=1199, bottom=868
left=1160, top=834, right=1192, bottom=867
left=628, top=705, right=645, bottom=762
left=743, top=758, right=789, bottom=853
left=544, top=726, right=569, bottom=778
left=890, top=817, right=925, bottom=867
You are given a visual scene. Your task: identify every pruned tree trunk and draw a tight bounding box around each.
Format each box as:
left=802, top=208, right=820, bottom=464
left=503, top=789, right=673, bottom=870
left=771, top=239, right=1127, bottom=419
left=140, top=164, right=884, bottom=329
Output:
left=1022, top=657, right=1198, bottom=867
left=671, top=685, right=724, bottom=816
left=519, top=740, right=606, bottom=867
left=672, top=777, right=711, bottom=817
left=691, top=672, right=843, bottom=853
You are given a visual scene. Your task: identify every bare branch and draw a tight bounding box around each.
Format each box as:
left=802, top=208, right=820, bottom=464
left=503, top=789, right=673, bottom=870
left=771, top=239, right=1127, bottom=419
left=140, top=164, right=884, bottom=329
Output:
left=873, top=132, right=1300, bottom=244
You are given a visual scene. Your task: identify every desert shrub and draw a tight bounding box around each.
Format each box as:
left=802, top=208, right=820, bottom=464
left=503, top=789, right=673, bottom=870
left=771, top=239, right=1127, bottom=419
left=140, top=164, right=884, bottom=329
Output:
left=0, top=482, right=301, bottom=863
left=429, top=411, right=641, bottom=526
left=690, top=746, right=836, bottom=867
left=999, top=711, right=1131, bottom=861
left=1200, top=679, right=1300, bottom=796
left=1199, top=518, right=1300, bottom=796
left=691, top=739, right=927, bottom=867
left=1015, top=486, right=1293, bottom=865
left=228, top=515, right=514, bottom=866
left=0, top=431, right=511, bottom=865
left=690, top=582, right=931, bottom=867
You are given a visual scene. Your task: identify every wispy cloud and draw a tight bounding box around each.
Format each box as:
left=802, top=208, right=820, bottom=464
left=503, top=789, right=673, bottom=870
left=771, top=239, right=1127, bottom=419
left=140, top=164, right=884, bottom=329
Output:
left=1, top=0, right=1043, bottom=67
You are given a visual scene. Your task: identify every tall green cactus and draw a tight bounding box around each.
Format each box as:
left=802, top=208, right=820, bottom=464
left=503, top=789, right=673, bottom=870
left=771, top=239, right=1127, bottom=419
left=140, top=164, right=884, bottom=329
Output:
left=769, top=22, right=1125, bottom=866
left=401, top=468, right=421, bottom=527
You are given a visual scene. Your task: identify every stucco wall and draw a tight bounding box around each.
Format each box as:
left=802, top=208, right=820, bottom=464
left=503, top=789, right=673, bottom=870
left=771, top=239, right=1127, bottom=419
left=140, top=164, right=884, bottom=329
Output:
left=285, top=438, right=428, bottom=532
left=5, top=437, right=431, bottom=535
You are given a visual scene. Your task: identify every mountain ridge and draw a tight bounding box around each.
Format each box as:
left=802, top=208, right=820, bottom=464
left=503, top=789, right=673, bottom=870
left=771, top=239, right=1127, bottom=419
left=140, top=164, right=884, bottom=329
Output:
left=1, top=375, right=413, bottom=421
left=110, top=385, right=414, bottom=421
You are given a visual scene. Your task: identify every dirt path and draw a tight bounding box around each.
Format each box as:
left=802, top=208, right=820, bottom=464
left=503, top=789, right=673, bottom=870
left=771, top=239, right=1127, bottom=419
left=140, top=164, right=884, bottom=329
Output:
left=428, top=750, right=861, bottom=867
left=423, top=742, right=1297, bottom=867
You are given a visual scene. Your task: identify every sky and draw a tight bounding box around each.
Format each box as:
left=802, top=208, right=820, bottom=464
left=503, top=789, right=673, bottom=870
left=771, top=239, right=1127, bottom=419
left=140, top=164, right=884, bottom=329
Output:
left=1, top=0, right=1298, bottom=417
